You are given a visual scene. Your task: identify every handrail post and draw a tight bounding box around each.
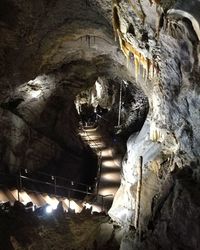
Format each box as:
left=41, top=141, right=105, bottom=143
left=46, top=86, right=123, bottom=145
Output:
left=101, top=196, right=104, bottom=212
left=17, top=168, right=22, bottom=202
left=134, top=156, right=143, bottom=240
left=68, top=190, right=71, bottom=210
left=54, top=176, right=57, bottom=196
left=117, top=81, right=122, bottom=127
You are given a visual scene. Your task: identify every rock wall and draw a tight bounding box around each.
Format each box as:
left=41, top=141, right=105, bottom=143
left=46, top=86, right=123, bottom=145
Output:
left=0, top=73, right=98, bottom=185
left=108, top=0, right=200, bottom=249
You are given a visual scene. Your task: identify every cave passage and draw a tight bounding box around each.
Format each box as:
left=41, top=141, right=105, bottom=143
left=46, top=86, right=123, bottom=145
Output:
left=0, top=0, right=200, bottom=249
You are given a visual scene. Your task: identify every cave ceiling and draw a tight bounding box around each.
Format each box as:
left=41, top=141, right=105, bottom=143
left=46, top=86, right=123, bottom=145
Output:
left=0, top=0, right=131, bottom=101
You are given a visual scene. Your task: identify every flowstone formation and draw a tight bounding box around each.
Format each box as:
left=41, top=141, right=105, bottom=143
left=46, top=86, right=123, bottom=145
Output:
left=108, top=0, right=200, bottom=249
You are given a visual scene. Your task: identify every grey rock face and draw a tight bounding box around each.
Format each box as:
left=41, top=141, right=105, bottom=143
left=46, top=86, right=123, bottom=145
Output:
left=108, top=0, right=200, bottom=249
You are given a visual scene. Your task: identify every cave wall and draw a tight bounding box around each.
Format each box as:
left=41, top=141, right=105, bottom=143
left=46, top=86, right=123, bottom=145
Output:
left=0, top=0, right=129, bottom=182
left=0, top=73, right=99, bottom=183
left=108, top=0, right=200, bottom=249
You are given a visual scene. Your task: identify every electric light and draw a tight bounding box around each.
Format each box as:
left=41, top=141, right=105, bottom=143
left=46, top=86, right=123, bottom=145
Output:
left=101, top=173, right=121, bottom=182
left=98, top=187, right=118, bottom=196
left=84, top=203, right=92, bottom=209
left=46, top=205, right=53, bottom=214
left=102, top=160, right=115, bottom=167
left=69, top=201, right=77, bottom=210
left=101, top=149, right=112, bottom=157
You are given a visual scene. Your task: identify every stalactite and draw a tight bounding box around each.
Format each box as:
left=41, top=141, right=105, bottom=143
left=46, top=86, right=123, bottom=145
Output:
left=116, top=28, right=160, bottom=80
left=146, top=58, right=150, bottom=79
left=149, top=60, right=154, bottom=78
left=112, top=6, right=120, bottom=41
left=156, top=12, right=164, bottom=40
left=134, top=57, right=140, bottom=80
left=142, top=66, right=146, bottom=79
left=122, top=41, right=129, bottom=58
left=117, top=29, right=123, bottom=51
left=149, top=0, right=153, bottom=5
left=128, top=0, right=145, bottom=24
left=137, top=0, right=146, bottom=24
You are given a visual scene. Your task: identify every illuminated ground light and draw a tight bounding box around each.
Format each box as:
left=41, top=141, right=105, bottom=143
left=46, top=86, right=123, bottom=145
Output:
left=10, top=189, right=19, bottom=201
left=102, top=160, right=116, bottom=167
left=101, top=149, right=112, bottom=157
left=0, top=190, right=9, bottom=203
left=4, top=190, right=16, bottom=203
left=90, top=143, right=105, bottom=148
left=28, top=193, right=46, bottom=206
left=83, top=128, right=97, bottom=132
left=62, top=198, right=70, bottom=211
left=92, top=205, right=102, bottom=213
left=42, top=195, right=59, bottom=210
left=45, top=205, right=53, bottom=214
left=19, top=191, right=32, bottom=204
left=98, top=187, right=118, bottom=196
left=69, top=200, right=82, bottom=213
left=79, top=132, right=87, bottom=137
left=86, top=136, right=101, bottom=141
left=83, top=202, right=92, bottom=209
left=101, top=173, right=121, bottom=182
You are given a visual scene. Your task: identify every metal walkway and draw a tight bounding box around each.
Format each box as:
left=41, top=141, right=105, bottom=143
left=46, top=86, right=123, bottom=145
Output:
left=79, top=126, right=121, bottom=210
left=0, top=168, right=109, bottom=213
left=0, top=126, right=121, bottom=213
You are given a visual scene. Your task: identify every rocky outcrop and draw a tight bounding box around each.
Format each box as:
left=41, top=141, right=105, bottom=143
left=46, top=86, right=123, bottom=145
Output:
left=108, top=0, right=200, bottom=249
left=0, top=203, right=123, bottom=250
left=0, top=0, right=132, bottom=182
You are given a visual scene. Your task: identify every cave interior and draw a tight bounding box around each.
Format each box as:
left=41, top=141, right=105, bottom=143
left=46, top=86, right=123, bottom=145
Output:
left=0, top=0, right=200, bottom=249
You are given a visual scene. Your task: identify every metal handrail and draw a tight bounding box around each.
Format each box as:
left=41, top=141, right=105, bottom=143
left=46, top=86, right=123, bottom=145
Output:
left=79, top=126, right=102, bottom=196
left=20, top=175, right=93, bottom=196
left=19, top=167, right=92, bottom=191
left=0, top=171, right=114, bottom=212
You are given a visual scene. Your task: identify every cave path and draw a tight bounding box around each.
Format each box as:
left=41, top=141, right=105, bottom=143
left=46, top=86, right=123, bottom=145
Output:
left=80, top=126, right=121, bottom=211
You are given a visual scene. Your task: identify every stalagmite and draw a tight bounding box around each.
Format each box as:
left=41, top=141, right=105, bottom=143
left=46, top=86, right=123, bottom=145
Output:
left=142, top=66, right=146, bottom=79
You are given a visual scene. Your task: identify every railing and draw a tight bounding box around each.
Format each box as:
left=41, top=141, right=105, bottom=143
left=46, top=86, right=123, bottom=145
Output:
left=79, top=125, right=102, bottom=196
left=20, top=168, right=93, bottom=193
left=0, top=170, right=113, bottom=212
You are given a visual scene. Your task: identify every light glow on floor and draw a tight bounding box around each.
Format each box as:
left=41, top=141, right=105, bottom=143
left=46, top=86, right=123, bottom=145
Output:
left=101, top=173, right=121, bottom=182
left=102, top=160, right=116, bottom=167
